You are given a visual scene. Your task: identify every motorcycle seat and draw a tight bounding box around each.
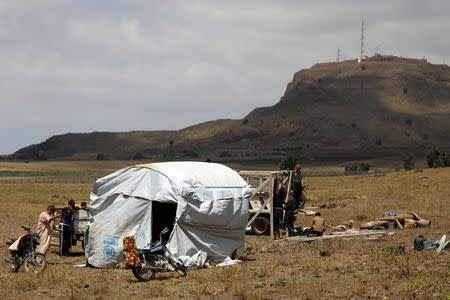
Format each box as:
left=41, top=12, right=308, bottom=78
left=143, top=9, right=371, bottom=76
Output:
left=8, top=234, right=27, bottom=251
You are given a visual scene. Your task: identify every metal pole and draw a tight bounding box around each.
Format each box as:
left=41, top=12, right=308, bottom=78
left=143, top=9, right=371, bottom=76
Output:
left=269, top=174, right=274, bottom=237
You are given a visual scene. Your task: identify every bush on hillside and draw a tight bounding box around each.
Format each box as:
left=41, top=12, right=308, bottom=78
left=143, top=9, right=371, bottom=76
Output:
left=442, top=152, right=450, bottom=167
left=359, top=161, right=371, bottom=171
left=96, top=153, right=105, bottom=160
left=280, top=154, right=297, bottom=170
left=426, top=147, right=450, bottom=168
left=133, top=152, right=145, bottom=160
left=183, top=150, right=199, bottom=158
left=345, top=161, right=371, bottom=175
left=218, top=151, right=232, bottom=158
left=402, top=152, right=415, bottom=170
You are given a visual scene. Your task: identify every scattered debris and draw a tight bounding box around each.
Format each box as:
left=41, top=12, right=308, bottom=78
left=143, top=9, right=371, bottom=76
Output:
left=297, top=208, right=317, bottom=216
left=360, top=212, right=430, bottom=230
left=244, top=245, right=255, bottom=255
left=414, top=235, right=426, bottom=250
left=415, top=234, right=448, bottom=255
left=436, top=235, right=448, bottom=255
left=205, top=259, right=216, bottom=267
left=328, top=220, right=354, bottom=231
left=231, top=249, right=243, bottom=260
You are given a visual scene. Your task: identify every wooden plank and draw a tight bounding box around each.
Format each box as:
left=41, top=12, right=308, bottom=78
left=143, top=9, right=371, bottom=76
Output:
left=285, top=230, right=395, bottom=242
left=238, top=171, right=278, bottom=176
left=284, top=171, right=292, bottom=202
left=246, top=197, right=271, bottom=228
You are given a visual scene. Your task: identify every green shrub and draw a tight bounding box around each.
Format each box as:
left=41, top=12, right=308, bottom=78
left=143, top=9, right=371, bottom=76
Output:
left=345, top=164, right=358, bottom=173
left=133, top=152, right=145, bottom=160
left=402, top=152, right=415, bottom=170
left=426, top=147, right=450, bottom=168
left=96, top=153, right=105, bottom=160
left=280, top=154, right=297, bottom=170
left=183, top=150, right=199, bottom=158
left=218, top=151, right=232, bottom=158
left=345, top=161, right=371, bottom=174
left=359, top=161, right=371, bottom=171
left=442, top=152, right=450, bottom=167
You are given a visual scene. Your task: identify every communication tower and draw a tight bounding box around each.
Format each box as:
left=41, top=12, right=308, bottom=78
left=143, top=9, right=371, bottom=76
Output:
left=358, top=19, right=368, bottom=62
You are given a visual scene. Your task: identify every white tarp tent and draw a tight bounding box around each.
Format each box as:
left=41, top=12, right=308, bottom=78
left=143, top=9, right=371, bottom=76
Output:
left=85, top=161, right=252, bottom=268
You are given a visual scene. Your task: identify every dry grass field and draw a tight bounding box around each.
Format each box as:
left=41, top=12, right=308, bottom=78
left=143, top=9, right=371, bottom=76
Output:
left=0, top=161, right=449, bottom=299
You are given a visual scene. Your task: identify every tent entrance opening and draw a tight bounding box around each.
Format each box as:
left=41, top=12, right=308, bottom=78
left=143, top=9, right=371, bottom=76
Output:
left=152, top=201, right=177, bottom=243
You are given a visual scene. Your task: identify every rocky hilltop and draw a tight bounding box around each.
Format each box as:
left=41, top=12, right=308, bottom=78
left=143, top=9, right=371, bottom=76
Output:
left=12, top=56, right=450, bottom=161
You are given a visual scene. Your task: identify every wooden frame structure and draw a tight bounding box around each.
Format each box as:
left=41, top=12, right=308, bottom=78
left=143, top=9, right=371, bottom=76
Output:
left=238, top=170, right=292, bottom=237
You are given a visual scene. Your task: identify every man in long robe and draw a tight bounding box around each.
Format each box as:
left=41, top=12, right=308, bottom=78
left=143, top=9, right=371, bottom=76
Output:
left=36, top=205, right=61, bottom=255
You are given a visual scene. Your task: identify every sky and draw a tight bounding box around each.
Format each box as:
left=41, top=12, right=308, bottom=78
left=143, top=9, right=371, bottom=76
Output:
left=1, top=0, right=449, bottom=154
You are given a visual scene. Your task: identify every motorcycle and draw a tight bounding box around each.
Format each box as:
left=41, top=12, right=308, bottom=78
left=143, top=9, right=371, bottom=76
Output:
left=131, top=227, right=187, bottom=282
left=4, top=226, right=47, bottom=273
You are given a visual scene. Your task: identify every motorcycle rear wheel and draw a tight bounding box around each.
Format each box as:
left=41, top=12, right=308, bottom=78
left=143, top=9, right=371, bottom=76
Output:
left=132, top=266, right=156, bottom=282
left=23, top=252, right=47, bottom=274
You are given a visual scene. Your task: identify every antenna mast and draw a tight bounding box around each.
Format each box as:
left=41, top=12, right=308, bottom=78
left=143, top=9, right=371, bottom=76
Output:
left=360, top=19, right=365, bottom=58
left=358, top=18, right=368, bottom=62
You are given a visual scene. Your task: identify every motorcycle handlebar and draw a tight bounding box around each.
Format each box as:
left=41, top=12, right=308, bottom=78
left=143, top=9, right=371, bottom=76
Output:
left=21, top=226, right=31, bottom=232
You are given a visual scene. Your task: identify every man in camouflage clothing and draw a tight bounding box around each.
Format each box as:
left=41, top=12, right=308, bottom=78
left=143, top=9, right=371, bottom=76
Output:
left=291, top=164, right=305, bottom=209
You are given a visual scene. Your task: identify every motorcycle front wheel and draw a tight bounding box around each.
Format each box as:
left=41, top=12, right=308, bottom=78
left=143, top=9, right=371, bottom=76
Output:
left=10, top=262, right=20, bottom=273
left=132, top=266, right=156, bottom=282
left=23, top=252, right=47, bottom=274
left=165, top=251, right=187, bottom=277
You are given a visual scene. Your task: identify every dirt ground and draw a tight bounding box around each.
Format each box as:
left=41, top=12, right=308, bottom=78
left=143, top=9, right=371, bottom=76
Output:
left=0, top=162, right=448, bottom=299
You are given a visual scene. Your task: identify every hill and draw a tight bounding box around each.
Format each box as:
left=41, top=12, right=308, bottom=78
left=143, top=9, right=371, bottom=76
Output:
left=11, top=56, right=450, bottom=161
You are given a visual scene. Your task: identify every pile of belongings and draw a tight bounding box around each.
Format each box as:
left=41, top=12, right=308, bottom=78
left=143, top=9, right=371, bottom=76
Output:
left=360, top=212, right=431, bottom=230
left=123, top=236, right=141, bottom=269
left=414, top=234, right=449, bottom=255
